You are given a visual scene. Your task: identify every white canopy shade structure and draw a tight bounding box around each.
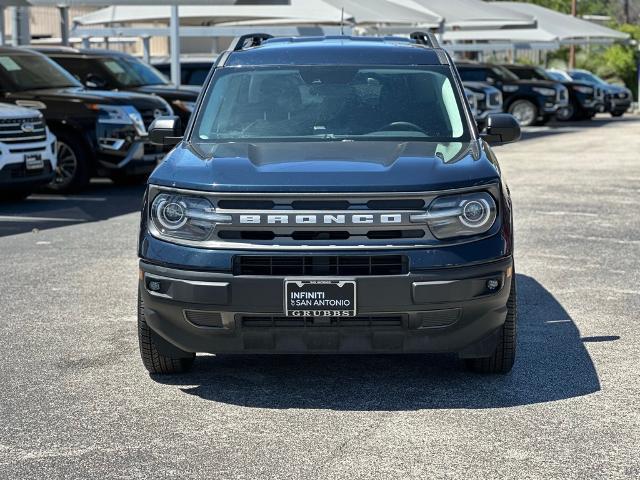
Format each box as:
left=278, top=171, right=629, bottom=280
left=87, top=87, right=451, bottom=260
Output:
left=390, top=0, right=536, bottom=29
left=74, top=0, right=442, bottom=28
left=490, top=2, right=629, bottom=45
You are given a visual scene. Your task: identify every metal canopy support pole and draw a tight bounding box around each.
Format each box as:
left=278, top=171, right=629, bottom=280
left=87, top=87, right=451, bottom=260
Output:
left=170, top=4, right=181, bottom=87
left=82, top=36, right=90, bottom=49
left=59, top=6, right=69, bottom=46
left=0, top=7, right=5, bottom=47
left=142, top=36, right=151, bottom=63
left=12, top=6, right=30, bottom=46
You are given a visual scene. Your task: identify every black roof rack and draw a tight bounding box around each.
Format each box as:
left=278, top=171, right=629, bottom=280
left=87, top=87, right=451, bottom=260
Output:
left=409, top=31, right=440, bottom=48
left=229, top=33, right=273, bottom=52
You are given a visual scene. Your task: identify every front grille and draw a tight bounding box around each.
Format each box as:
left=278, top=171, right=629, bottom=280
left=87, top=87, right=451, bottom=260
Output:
left=486, top=91, right=502, bottom=109
left=557, top=87, right=569, bottom=103
left=207, top=193, right=438, bottom=248
left=240, top=315, right=404, bottom=328
left=0, top=117, right=47, bottom=144
left=234, top=255, right=408, bottom=276
left=140, top=108, right=172, bottom=128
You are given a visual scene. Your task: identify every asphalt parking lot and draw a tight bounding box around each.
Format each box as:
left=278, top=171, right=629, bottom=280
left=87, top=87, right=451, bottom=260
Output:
left=1, top=115, right=639, bottom=479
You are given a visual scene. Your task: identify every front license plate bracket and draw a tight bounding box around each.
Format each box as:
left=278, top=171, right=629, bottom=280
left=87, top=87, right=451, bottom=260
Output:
left=284, top=279, right=356, bottom=317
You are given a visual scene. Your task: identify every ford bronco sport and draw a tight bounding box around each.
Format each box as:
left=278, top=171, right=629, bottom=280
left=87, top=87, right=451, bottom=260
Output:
left=138, top=33, right=521, bottom=375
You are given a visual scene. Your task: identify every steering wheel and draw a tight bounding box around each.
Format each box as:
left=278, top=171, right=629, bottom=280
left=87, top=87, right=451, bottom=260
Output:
left=376, top=121, right=426, bottom=133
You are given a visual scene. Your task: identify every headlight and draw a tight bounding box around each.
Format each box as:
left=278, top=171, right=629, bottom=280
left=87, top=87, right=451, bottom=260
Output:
left=502, top=85, right=519, bottom=93
left=89, top=104, right=147, bottom=136
left=150, top=193, right=231, bottom=242
left=173, top=100, right=196, bottom=112
left=573, top=85, right=594, bottom=95
left=532, top=87, right=556, bottom=97
left=424, top=192, right=497, bottom=239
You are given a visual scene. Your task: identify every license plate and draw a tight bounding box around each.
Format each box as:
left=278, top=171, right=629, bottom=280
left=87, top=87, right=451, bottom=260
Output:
left=24, top=154, right=44, bottom=171
left=285, top=279, right=356, bottom=317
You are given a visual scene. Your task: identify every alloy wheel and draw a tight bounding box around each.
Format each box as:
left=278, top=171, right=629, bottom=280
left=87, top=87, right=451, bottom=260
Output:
left=54, top=141, right=78, bottom=189
left=556, top=104, right=574, bottom=122
left=510, top=101, right=536, bottom=127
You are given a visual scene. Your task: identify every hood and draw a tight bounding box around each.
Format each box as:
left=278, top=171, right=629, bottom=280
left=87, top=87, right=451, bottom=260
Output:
left=0, top=102, right=42, bottom=119
left=132, top=84, right=200, bottom=101
left=462, top=81, right=501, bottom=96
left=603, top=83, right=630, bottom=94
left=150, top=141, right=500, bottom=193
left=17, top=87, right=169, bottom=110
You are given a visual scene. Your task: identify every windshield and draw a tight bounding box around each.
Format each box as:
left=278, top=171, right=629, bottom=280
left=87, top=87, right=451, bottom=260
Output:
left=509, top=66, right=550, bottom=81
left=98, top=56, right=168, bottom=87
left=569, top=71, right=607, bottom=85
left=491, top=66, right=520, bottom=81
left=0, top=53, right=80, bottom=91
left=192, top=66, right=469, bottom=143
left=546, top=70, right=572, bottom=82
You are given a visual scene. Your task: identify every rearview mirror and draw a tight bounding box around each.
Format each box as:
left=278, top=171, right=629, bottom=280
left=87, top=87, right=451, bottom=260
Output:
left=481, top=114, right=521, bottom=144
left=149, top=116, right=182, bottom=146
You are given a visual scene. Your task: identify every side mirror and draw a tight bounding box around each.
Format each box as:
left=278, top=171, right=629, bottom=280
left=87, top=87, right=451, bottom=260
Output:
left=85, top=74, right=107, bottom=89
left=149, top=116, right=183, bottom=146
left=481, top=113, right=521, bottom=144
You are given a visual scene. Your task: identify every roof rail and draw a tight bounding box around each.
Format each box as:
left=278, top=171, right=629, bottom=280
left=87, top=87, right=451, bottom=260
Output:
left=229, top=33, right=273, bottom=51
left=409, top=31, right=440, bottom=48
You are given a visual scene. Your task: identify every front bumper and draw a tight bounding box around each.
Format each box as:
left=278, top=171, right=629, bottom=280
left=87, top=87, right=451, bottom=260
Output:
left=0, top=133, right=57, bottom=191
left=96, top=140, right=165, bottom=176
left=139, top=256, right=513, bottom=356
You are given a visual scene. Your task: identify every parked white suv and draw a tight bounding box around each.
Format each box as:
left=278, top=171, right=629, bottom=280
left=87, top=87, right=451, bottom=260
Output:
left=0, top=103, right=57, bottom=200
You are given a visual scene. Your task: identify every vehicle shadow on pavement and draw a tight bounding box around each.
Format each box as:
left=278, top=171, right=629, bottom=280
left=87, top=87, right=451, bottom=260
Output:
left=153, top=274, right=601, bottom=409
left=516, top=116, right=618, bottom=143
left=0, top=181, right=145, bottom=238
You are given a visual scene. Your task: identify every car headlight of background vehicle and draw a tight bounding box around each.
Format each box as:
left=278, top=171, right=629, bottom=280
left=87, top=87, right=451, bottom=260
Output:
left=150, top=193, right=231, bottom=241
left=422, top=192, right=497, bottom=239
left=532, top=87, right=556, bottom=97
left=89, top=104, right=147, bottom=136
left=172, top=100, right=196, bottom=112
left=572, top=85, right=594, bottom=95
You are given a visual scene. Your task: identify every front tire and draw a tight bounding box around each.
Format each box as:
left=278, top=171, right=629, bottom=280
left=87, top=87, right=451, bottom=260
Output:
left=138, top=290, right=195, bottom=374
left=611, top=111, right=624, bottom=117
left=508, top=99, right=538, bottom=127
left=465, top=277, right=517, bottom=374
left=556, top=102, right=576, bottom=121
left=48, top=131, right=90, bottom=193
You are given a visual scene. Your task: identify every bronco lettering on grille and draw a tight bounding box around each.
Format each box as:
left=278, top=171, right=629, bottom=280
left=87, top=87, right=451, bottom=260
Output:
left=237, top=213, right=405, bottom=225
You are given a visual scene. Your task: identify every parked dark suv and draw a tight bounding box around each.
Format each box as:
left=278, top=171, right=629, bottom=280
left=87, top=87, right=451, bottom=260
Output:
left=502, top=64, right=599, bottom=121
left=37, top=47, right=200, bottom=126
left=457, top=62, right=568, bottom=126
left=568, top=69, right=632, bottom=117
left=138, top=33, right=521, bottom=375
left=0, top=47, right=172, bottom=191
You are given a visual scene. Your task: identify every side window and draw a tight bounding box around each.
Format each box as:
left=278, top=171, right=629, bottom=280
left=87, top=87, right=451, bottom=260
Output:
left=186, top=68, right=210, bottom=86
left=54, top=58, right=106, bottom=86
left=458, top=68, right=488, bottom=83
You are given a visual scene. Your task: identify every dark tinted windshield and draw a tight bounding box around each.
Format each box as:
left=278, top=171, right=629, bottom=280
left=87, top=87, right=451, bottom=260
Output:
left=508, top=66, right=549, bottom=81
left=0, top=53, right=80, bottom=90
left=569, top=71, right=607, bottom=85
left=492, top=66, right=520, bottom=81
left=192, top=66, right=468, bottom=143
left=546, top=70, right=571, bottom=82
left=98, top=56, right=168, bottom=87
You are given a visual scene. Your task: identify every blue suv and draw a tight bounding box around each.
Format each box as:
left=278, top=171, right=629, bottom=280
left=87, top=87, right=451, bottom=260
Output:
left=138, top=33, right=521, bottom=375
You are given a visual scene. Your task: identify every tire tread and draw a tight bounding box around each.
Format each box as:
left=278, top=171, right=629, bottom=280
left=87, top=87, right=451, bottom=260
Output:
left=138, top=291, right=194, bottom=374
